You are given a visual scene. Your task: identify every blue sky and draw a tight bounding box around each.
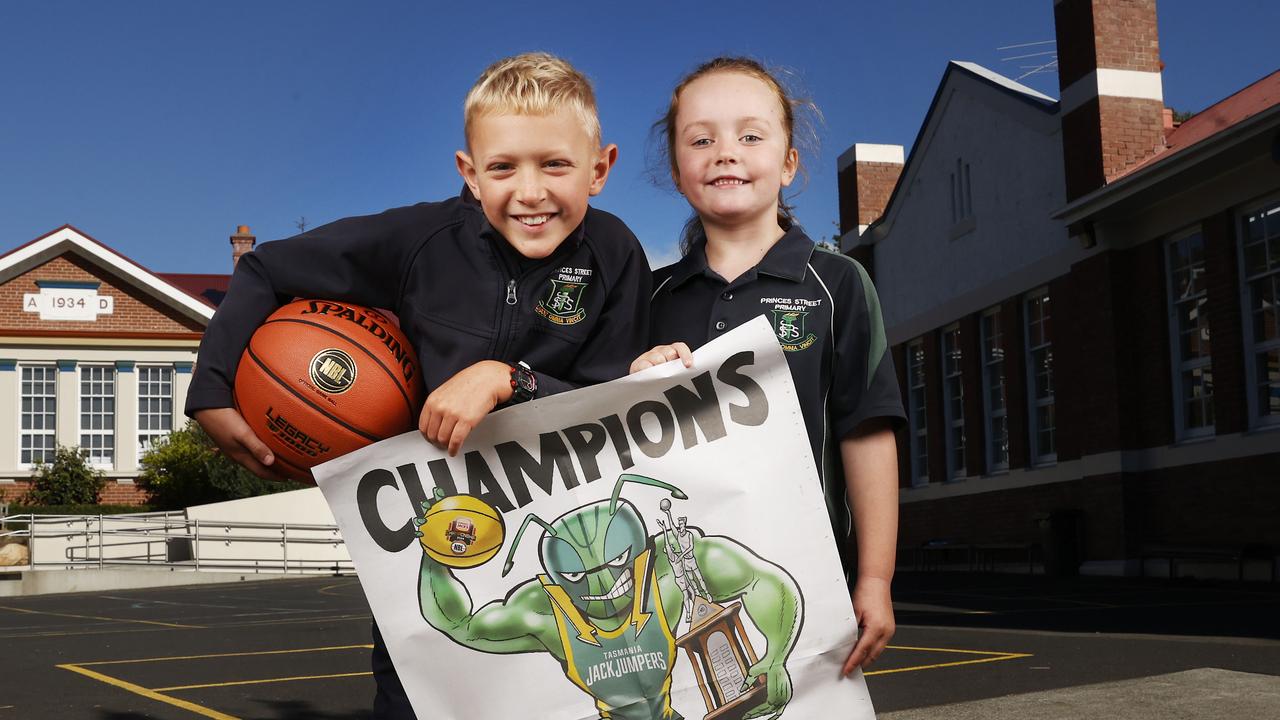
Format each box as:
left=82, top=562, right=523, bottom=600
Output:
left=1, top=0, right=1276, bottom=273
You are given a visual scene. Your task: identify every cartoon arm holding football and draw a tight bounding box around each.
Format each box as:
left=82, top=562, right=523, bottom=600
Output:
left=412, top=477, right=804, bottom=720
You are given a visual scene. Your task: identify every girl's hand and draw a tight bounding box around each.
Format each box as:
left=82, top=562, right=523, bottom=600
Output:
left=842, top=576, right=895, bottom=674
left=419, top=360, right=511, bottom=456
left=193, top=407, right=287, bottom=481
left=629, top=343, right=694, bottom=374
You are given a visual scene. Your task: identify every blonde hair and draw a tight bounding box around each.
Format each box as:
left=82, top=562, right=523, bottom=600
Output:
left=464, top=52, right=601, bottom=147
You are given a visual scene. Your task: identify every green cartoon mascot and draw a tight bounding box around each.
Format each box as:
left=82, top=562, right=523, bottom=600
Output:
left=414, top=474, right=803, bottom=720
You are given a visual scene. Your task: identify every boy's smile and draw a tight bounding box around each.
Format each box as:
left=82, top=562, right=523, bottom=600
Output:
left=457, top=109, right=616, bottom=259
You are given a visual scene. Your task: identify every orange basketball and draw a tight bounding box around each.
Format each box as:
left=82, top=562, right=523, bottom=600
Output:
left=233, top=299, right=424, bottom=483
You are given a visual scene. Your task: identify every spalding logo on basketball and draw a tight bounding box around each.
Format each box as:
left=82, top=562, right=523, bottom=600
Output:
left=233, top=300, right=425, bottom=484
left=309, top=349, right=357, bottom=394
left=419, top=495, right=506, bottom=569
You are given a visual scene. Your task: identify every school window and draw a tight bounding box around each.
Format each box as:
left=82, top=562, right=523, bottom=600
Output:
left=1025, top=289, right=1056, bottom=463
left=906, top=339, right=929, bottom=486
left=80, top=365, right=116, bottom=467
left=941, top=324, right=966, bottom=480
left=950, top=158, right=973, bottom=224
left=20, top=365, right=57, bottom=466
left=1239, top=199, right=1280, bottom=427
left=981, top=307, right=1009, bottom=471
left=1166, top=229, right=1214, bottom=437
left=137, top=366, right=174, bottom=454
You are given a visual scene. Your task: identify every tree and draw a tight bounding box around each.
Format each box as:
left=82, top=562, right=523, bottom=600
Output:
left=23, top=446, right=106, bottom=505
left=138, top=421, right=295, bottom=509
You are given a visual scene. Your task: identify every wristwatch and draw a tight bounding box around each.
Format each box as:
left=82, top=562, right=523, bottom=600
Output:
left=508, top=361, right=537, bottom=404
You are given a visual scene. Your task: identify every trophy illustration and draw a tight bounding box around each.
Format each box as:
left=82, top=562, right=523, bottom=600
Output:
left=659, top=500, right=767, bottom=720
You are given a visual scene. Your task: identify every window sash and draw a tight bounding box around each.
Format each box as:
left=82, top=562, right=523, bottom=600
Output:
left=1025, top=291, right=1056, bottom=463
left=1240, top=199, right=1280, bottom=427
left=981, top=308, right=1009, bottom=471
left=79, top=366, right=116, bottom=467
left=907, top=340, right=929, bottom=486
left=137, top=366, right=175, bottom=453
left=1166, top=230, right=1215, bottom=438
left=20, top=365, right=57, bottom=466
left=941, top=325, right=966, bottom=479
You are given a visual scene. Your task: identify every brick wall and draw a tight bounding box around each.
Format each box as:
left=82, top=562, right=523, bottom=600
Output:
left=0, top=479, right=150, bottom=506
left=1098, top=95, right=1167, bottom=182
left=1113, top=241, right=1174, bottom=449
left=1134, top=453, right=1280, bottom=548
left=0, top=254, right=203, bottom=335
left=1203, top=210, right=1248, bottom=434
left=899, top=473, right=1128, bottom=560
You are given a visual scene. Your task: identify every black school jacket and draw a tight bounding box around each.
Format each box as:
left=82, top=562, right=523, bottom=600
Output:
left=185, top=190, right=651, bottom=416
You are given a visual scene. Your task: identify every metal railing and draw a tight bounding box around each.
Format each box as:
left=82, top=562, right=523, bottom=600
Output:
left=0, top=512, right=353, bottom=574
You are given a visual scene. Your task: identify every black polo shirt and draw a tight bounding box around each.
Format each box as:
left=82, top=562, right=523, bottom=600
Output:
left=650, top=227, right=905, bottom=576
left=186, top=188, right=651, bottom=415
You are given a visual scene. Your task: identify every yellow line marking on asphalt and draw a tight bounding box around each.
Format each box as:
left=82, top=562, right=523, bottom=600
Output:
left=155, top=671, right=373, bottom=692
left=75, top=644, right=375, bottom=667
left=886, top=644, right=1027, bottom=656
left=0, top=604, right=201, bottom=629
left=317, top=580, right=360, bottom=597
left=865, top=645, right=1032, bottom=676
left=58, top=663, right=238, bottom=720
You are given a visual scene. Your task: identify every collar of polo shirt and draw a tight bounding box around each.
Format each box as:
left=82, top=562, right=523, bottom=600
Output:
left=667, top=226, right=814, bottom=289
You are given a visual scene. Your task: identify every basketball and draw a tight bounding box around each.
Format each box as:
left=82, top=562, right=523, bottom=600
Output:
left=419, top=494, right=506, bottom=568
left=233, top=299, right=425, bottom=483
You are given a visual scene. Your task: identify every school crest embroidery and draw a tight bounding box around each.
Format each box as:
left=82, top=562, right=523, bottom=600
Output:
left=535, top=267, right=592, bottom=326
left=772, top=309, right=817, bottom=352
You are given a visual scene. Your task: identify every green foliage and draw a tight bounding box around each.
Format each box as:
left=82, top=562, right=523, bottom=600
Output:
left=7, top=504, right=155, bottom=516
left=23, top=446, right=106, bottom=505
left=138, top=421, right=295, bottom=510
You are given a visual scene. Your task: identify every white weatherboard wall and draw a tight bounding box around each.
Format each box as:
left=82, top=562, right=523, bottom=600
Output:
left=870, top=67, right=1081, bottom=343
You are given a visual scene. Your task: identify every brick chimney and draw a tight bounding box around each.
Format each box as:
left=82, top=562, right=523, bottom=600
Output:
left=230, top=225, right=256, bottom=268
left=837, top=143, right=905, bottom=252
left=1054, top=0, right=1166, bottom=201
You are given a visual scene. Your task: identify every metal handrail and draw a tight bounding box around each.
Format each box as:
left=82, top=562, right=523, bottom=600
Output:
left=0, top=512, right=354, bottom=575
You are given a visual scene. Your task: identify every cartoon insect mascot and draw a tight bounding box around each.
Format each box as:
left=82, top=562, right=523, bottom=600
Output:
left=414, top=474, right=803, bottom=720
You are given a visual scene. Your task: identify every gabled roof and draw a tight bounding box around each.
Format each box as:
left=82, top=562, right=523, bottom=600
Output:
left=159, top=273, right=230, bottom=309
left=1056, top=69, right=1280, bottom=223
left=0, top=225, right=216, bottom=323
left=856, top=62, right=1059, bottom=245
left=1119, top=68, right=1280, bottom=180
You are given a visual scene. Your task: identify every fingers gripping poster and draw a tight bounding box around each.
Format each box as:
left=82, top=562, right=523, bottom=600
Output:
left=313, top=317, right=877, bottom=720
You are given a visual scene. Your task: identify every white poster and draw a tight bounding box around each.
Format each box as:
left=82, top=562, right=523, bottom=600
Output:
left=314, top=317, right=875, bottom=720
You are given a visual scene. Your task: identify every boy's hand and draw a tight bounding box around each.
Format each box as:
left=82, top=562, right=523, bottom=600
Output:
left=842, top=575, right=895, bottom=674
left=629, top=343, right=694, bottom=374
left=420, top=360, right=512, bottom=456
left=193, top=407, right=285, bottom=481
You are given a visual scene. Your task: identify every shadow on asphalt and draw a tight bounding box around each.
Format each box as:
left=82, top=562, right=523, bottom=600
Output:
left=95, top=701, right=374, bottom=720
left=891, top=571, right=1280, bottom=640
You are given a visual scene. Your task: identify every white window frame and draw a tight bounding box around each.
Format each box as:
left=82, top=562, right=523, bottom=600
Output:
left=941, top=323, right=966, bottom=480
left=981, top=306, right=1009, bottom=472
left=137, top=365, right=175, bottom=455
left=1238, top=195, right=1280, bottom=429
left=906, top=339, right=929, bottom=486
left=1165, top=226, right=1215, bottom=440
left=19, top=364, right=58, bottom=468
left=78, top=365, right=116, bottom=468
left=1025, top=288, right=1057, bottom=465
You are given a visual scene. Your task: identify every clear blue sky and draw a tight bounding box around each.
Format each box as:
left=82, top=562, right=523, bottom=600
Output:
left=1, top=1, right=1276, bottom=273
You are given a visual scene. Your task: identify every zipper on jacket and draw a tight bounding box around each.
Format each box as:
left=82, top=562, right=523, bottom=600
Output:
left=505, top=279, right=517, bottom=306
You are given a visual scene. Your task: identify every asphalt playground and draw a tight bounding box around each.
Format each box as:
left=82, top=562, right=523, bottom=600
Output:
left=1, top=572, right=1277, bottom=719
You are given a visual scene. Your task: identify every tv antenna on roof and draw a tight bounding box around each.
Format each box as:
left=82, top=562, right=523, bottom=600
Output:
left=997, top=40, right=1058, bottom=81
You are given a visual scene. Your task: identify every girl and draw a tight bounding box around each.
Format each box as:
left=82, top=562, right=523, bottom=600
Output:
left=633, top=57, right=905, bottom=674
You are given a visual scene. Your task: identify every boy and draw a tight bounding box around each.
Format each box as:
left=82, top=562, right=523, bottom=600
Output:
left=185, top=53, right=651, bottom=719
